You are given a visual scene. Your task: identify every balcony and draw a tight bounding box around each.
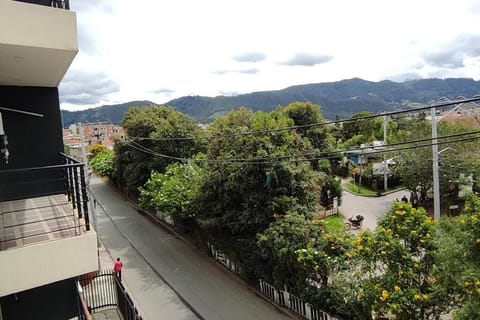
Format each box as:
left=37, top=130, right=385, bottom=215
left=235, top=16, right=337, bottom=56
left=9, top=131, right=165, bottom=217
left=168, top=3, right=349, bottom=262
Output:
left=0, top=0, right=78, bottom=87
left=0, top=154, right=98, bottom=297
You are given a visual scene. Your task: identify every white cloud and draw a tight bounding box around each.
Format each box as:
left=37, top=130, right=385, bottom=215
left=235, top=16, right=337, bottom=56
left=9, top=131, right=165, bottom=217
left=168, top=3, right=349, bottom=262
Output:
left=60, top=0, right=480, bottom=110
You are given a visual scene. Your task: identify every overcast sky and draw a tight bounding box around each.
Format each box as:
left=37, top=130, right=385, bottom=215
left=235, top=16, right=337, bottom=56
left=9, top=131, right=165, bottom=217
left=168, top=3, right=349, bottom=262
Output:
left=60, top=0, right=480, bottom=111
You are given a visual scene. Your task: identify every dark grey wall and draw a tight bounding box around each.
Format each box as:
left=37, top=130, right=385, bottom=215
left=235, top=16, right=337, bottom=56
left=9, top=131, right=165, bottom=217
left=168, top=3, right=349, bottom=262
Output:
left=0, top=278, right=78, bottom=320
left=0, top=86, right=65, bottom=200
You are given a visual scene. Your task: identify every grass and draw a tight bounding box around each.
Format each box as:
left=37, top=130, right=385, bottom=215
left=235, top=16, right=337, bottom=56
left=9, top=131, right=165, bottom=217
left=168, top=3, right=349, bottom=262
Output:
left=345, top=182, right=378, bottom=196
left=322, top=214, right=346, bottom=233
left=344, top=181, right=404, bottom=196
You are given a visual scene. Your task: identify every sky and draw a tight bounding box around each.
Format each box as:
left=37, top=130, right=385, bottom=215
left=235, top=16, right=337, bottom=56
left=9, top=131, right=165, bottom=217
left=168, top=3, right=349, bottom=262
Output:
left=60, top=0, right=480, bottom=111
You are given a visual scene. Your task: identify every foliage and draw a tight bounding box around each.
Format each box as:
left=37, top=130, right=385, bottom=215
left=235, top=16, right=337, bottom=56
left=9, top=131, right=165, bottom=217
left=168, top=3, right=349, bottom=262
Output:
left=257, top=213, right=325, bottom=292
left=88, top=144, right=107, bottom=160
left=89, top=149, right=114, bottom=177
left=194, top=107, right=324, bottom=279
left=280, top=101, right=330, bottom=152
left=138, top=157, right=204, bottom=219
left=112, top=105, right=206, bottom=195
left=392, top=120, right=480, bottom=212
left=341, top=111, right=379, bottom=144
left=435, top=193, right=480, bottom=320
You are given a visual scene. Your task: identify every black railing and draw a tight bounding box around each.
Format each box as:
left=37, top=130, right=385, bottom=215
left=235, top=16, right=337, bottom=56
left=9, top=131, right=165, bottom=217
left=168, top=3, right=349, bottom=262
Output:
left=78, top=271, right=143, bottom=320
left=14, top=0, right=70, bottom=10
left=0, top=154, right=90, bottom=249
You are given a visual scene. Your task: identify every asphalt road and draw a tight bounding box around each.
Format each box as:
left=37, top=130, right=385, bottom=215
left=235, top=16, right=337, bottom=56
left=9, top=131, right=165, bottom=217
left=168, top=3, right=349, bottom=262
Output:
left=90, top=176, right=293, bottom=320
left=339, top=187, right=408, bottom=230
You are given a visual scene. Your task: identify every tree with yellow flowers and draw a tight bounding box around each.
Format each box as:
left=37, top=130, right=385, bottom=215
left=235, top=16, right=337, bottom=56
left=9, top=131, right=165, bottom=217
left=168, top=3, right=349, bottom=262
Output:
left=435, top=193, right=480, bottom=320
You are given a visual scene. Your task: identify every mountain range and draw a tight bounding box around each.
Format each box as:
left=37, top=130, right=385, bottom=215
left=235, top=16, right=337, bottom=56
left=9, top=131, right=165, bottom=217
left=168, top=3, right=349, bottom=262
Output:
left=61, top=78, right=480, bottom=128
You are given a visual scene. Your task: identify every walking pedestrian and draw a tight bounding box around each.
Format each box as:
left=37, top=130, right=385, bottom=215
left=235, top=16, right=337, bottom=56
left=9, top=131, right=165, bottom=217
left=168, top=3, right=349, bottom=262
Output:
left=113, top=257, right=123, bottom=282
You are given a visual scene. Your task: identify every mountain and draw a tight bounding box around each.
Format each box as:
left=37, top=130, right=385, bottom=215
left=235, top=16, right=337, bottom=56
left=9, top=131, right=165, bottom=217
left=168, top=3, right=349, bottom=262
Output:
left=61, top=100, right=158, bottom=128
left=61, top=78, right=480, bottom=127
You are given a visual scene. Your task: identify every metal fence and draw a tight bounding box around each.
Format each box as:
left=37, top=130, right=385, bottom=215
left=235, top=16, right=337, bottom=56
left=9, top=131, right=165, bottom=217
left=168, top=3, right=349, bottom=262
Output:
left=259, top=279, right=338, bottom=320
left=209, top=243, right=242, bottom=275
left=208, top=243, right=337, bottom=320
left=78, top=271, right=143, bottom=320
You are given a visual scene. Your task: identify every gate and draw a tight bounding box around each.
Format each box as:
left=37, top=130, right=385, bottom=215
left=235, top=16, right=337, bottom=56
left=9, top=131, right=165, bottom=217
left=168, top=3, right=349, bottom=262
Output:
left=78, top=270, right=143, bottom=320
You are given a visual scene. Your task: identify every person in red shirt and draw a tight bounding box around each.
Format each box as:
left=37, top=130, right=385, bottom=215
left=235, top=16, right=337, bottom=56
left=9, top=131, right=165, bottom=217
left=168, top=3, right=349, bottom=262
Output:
left=113, top=257, right=123, bottom=282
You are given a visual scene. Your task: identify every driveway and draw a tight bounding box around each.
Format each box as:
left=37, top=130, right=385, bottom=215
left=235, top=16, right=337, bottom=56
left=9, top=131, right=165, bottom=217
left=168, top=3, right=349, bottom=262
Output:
left=339, top=187, right=408, bottom=230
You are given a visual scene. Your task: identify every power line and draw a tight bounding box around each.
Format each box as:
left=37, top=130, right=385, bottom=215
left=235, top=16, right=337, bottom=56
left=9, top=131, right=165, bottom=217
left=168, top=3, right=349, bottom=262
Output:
left=127, top=96, right=480, bottom=142
left=123, top=130, right=480, bottom=166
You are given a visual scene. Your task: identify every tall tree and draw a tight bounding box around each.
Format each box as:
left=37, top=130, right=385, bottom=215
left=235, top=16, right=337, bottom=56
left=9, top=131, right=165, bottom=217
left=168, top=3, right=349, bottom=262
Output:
left=112, top=105, right=205, bottom=195
left=194, top=108, right=322, bottom=278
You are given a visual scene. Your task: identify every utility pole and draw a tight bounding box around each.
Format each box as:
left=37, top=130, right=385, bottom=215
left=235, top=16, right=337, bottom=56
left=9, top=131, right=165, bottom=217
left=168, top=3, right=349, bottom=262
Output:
left=431, top=107, right=441, bottom=220
left=383, top=115, right=388, bottom=191
left=79, top=123, right=99, bottom=247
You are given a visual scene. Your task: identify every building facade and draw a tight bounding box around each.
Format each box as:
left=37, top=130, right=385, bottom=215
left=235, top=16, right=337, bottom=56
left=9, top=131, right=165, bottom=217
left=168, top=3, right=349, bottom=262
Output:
left=0, top=1, right=98, bottom=319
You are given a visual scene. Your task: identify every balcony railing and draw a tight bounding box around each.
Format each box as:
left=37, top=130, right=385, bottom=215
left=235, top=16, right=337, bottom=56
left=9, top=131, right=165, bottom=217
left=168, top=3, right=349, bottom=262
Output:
left=0, top=153, right=90, bottom=250
left=14, top=0, right=70, bottom=10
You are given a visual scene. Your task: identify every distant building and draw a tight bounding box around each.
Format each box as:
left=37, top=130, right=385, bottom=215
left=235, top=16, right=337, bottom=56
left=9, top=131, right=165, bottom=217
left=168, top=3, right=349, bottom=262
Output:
left=63, top=122, right=125, bottom=159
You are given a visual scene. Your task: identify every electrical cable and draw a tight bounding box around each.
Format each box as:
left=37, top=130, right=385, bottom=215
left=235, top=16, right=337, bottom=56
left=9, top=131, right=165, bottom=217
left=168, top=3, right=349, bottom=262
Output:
left=127, top=96, right=480, bottom=142
left=122, top=131, right=480, bottom=166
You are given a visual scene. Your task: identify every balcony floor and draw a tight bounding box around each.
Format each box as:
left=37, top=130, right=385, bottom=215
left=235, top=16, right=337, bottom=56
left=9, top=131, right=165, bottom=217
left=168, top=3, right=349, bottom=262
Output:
left=0, top=194, right=83, bottom=250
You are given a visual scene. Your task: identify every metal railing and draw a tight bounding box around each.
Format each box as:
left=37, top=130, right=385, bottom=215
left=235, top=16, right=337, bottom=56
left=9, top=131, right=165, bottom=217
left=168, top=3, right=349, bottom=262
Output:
left=78, top=271, right=143, bottom=320
left=14, top=0, right=70, bottom=10
left=0, top=154, right=90, bottom=249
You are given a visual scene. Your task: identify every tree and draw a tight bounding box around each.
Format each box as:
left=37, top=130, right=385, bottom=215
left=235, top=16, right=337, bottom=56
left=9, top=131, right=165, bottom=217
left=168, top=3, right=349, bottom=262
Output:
left=138, top=156, right=204, bottom=220
left=194, top=108, right=323, bottom=279
left=112, top=105, right=205, bottom=196
left=88, top=144, right=107, bottom=160
left=281, top=102, right=330, bottom=152
left=89, top=149, right=114, bottom=177
left=257, top=213, right=326, bottom=293
left=361, top=202, right=445, bottom=320
left=435, top=193, right=480, bottom=320
left=341, top=111, right=380, bottom=145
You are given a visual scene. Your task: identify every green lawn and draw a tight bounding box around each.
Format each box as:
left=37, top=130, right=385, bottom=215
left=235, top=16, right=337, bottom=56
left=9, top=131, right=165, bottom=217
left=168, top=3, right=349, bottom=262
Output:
left=322, top=214, right=346, bottom=233
left=345, top=182, right=378, bottom=195
left=344, top=181, right=404, bottom=196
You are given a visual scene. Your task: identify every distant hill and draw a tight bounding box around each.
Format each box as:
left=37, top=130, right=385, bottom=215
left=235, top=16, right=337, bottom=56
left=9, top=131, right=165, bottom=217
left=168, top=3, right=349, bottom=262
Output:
left=61, top=100, right=158, bottom=128
left=61, top=78, right=480, bottom=127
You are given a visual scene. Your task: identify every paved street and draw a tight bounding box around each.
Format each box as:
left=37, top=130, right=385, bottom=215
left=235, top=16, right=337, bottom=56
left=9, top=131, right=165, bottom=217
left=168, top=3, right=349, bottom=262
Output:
left=90, top=176, right=293, bottom=320
left=339, top=187, right=408, bottom=230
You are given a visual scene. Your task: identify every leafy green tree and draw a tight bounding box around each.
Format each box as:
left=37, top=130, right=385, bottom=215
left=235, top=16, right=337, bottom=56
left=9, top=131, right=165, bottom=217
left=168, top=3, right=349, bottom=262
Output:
left=257, top=213, right=325, bottom=292
left=89, top=149, right=114, bottom=177
left=138, top=157, right=204, bottom=220
left=342, top=111, right=381, bottom=145
left=435, top=193, right=480, bottom=320
left=362, top=202, right=444, bottom=320
left=281, top=102, right=330, bottom=151
left=194, top=108, right=322, bottom=279
left=112, top=105, right=205, bottom=196
left=88, top=144, right=107, bottom=160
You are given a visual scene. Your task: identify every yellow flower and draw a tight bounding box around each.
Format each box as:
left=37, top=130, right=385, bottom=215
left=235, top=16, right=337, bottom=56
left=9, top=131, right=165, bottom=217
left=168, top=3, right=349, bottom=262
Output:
left=357, top=245, right=363, bottom=251
left=394, top=285, right=401, bottom=292
left=465, top=281, right=471, bottom=287
left=410, top=230, right=417, bottom=235
left=422, top=294, right=429, bottom=300
left=476, top=239, right=480, bottom=244
left=460, top=219, right=466, bottom=225
left=380, top=290, right=388, bottom=301
left=414, top=294, right=420, bottom=300
left=381, top=251, right=386, bottom=255
left=346, top=252, right=352, bottom=258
